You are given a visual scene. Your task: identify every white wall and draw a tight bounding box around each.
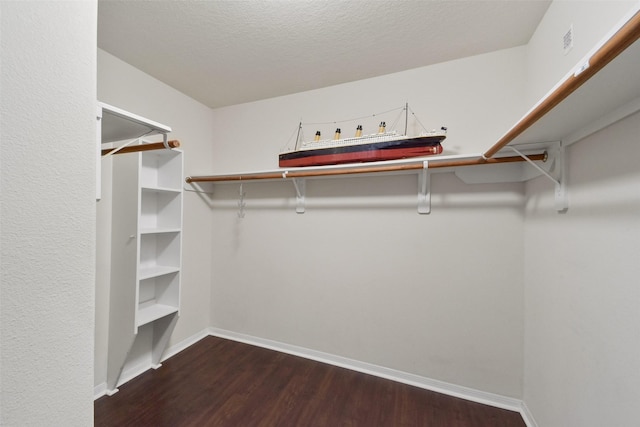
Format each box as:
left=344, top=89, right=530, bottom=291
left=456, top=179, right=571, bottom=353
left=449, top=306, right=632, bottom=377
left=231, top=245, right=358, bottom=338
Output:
left=206, top=47, right=528, bottom=398
left=95, top=50, right=215, bottom=386
left=522, top=2, right=640, bottom=426
left=207, top=46, right=528, bottom=175
left=525, top=0, right=638, bottom=105
left=0, top=1, right=97, bottom=425
left=523, top=111, right=640, bottom=426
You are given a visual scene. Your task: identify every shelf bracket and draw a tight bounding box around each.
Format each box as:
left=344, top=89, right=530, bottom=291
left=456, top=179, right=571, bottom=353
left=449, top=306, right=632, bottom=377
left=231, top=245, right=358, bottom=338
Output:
left=509, top=144, right=567, bottom=212
left=292, top=178, right=306, bottom=214
left=551, top=142, right=568, bottom=212
left=238, top=183, right=246, bottom=218
left=417, top=161, right=431, bottom=214
left=102, top=136, right=142, bottom=158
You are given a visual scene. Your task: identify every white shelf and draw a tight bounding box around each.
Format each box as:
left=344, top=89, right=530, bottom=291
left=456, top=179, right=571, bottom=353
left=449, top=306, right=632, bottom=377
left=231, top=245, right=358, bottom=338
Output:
left=139, top=265, right=181, bottom=281
left=186, top=149, right=547, bottom=183
left=137, top=302, right=179, bottom=327
left=186, top=148, right=552, bottom=214
left=99, top=102, right=171, bottom=144
left=96, top=102, right=173, bottom=200
left=140, top=227, right=182, bottom=235
left=497, top=6, right=640, bottom=150
left=509, top=29, right=640, bottom=148
left=141, top=186, right=182, bottom=193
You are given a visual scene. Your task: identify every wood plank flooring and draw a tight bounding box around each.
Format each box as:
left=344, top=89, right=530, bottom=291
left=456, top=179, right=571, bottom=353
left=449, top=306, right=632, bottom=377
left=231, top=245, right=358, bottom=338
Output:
left=95, top=336, right=526, bottom=426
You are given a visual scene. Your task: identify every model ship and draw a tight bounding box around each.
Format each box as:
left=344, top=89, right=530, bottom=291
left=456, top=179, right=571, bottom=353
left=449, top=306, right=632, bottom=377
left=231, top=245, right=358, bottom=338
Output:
left=279, top=106, right=447, bottom=168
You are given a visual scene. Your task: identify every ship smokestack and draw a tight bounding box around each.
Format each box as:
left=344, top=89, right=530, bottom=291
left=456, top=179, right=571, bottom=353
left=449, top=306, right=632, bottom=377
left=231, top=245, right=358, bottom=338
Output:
left=378, top=121, right=386, bottom=134
left=355, top=125, right=362, bottom=137
left=334, top=128, right=341, bottom=140
left=314, top=131, right=321, bottom=142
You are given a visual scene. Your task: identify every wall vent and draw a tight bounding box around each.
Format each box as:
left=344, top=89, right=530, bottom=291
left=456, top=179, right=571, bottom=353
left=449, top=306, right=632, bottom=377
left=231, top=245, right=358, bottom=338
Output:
left=563, top=25, right=574, bottom=55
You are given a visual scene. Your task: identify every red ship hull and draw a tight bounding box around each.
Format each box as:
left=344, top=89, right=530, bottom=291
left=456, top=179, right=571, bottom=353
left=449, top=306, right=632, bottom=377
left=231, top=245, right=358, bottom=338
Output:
left=279, top=137, right=444, bottom=168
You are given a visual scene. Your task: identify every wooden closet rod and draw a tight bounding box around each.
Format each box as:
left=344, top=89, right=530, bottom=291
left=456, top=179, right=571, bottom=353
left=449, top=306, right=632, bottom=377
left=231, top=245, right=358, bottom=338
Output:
left=483, top=9, right=640, bottom=159
left=185, top=153, right=547, bottom=183
left=102, top=140, right=180, bottom=156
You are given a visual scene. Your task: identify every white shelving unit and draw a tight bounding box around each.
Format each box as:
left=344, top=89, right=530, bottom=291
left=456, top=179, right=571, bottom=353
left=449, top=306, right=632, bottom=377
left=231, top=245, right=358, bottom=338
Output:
left=98, top=103, right=183, bottom=395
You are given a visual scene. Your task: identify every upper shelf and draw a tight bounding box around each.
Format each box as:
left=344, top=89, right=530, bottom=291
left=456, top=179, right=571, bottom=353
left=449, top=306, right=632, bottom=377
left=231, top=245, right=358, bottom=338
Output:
left=99, top=102, right=172, bottom=144
left=185, top=150, right=549, bottom=184
left=96, top=102, right=177, bottom=201
left=185, top=7, right=640, bottom=187
left=487, top=6, right=640, bottom=154
left=510, top=38, right=640, bottom=148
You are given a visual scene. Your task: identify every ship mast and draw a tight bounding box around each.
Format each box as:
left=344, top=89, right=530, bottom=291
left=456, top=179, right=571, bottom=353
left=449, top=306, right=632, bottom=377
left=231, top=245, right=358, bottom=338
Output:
left=294, top=121, right=302, bottom=151
left=404, top=102, right=408, bottom=136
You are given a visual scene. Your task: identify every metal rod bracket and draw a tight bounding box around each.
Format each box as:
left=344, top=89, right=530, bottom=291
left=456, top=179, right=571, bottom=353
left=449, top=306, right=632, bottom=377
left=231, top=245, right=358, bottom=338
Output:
left=508, top=146, right=558, bottom=185
left=509, top=143, right=567, bottom=212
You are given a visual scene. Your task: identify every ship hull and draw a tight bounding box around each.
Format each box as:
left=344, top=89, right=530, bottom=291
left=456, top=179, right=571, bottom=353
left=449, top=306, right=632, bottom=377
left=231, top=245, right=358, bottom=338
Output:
left=279, top=134, right=445, bottom=168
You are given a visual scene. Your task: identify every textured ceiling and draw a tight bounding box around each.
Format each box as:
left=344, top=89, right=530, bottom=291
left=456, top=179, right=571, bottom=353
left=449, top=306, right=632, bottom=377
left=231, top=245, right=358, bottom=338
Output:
left=98, top=0, right=551, bottom=109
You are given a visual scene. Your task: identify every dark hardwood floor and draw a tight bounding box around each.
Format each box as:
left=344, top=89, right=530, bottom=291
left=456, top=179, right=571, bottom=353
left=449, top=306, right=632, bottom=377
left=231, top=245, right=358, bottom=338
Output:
left=95, top=336, right=525, bottom=426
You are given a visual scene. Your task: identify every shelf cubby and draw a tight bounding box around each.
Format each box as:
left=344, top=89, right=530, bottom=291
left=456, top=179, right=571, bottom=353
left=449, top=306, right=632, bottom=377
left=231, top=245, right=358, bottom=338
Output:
left=137, top=272, right=180, bottom=327
left=140, top=188, right=182, bottom=232
left=141, top=149, right=183, bottom=190
left=139, top=232, right=181, bottom=273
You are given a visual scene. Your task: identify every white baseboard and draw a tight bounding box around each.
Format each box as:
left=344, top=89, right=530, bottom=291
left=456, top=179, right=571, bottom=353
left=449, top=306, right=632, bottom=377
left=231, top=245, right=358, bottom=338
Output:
left=96, top=325, right=536, bottom=425
left=207, top=327, right=524, bottom=414
left=94, top=382, right=108, bottom=399
left=520, top=401, right=539, bottom=427
left=94, top=327, right=212, bottom=400
left=162, top=327, right=211, bottom=361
